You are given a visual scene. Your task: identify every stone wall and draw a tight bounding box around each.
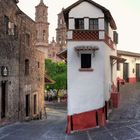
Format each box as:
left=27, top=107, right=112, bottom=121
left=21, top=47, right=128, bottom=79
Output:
left=0, top=0, right=45, bottom=122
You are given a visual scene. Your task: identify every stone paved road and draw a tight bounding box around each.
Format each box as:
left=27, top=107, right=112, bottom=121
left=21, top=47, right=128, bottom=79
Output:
left=1, top=83, right=140, bottom=140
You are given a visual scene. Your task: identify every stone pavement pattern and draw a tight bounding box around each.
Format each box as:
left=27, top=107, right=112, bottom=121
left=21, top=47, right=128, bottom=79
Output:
left=1, top=84, right=140, bottom=140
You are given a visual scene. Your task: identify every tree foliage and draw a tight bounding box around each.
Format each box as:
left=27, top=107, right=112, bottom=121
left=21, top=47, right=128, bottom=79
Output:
left=45, top=59, right=67, bottom=91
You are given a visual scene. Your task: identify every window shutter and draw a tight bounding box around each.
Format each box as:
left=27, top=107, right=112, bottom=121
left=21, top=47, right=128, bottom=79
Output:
left=113, top=31, right=118, bottom=44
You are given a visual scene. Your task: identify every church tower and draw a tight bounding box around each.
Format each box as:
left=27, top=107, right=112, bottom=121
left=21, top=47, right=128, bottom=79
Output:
left=35, top=0, right=49, bottom=58
left=56, top=10, right=67, bottom=49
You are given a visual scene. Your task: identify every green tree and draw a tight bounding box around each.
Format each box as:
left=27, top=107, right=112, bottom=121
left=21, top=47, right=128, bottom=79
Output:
left=45, top=59, right=67, bottom=94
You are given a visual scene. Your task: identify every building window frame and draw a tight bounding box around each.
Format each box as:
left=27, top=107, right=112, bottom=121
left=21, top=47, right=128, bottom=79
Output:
left=25, top=59, right=29, bottom=76
left=43, top=30, right=46, bottom=40
left=89, top=18, right=98, bottom=30
left=81, top=53, right=91, bottom=68
left=79, top=53, right=93, bottom=71
left=4, top=15, right=9, bottom=34
left=75, top=18, right=84, bottom=30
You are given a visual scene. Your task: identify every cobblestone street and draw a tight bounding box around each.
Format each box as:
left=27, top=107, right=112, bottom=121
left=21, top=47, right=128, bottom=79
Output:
left=1, top=83, right=140, bottom=140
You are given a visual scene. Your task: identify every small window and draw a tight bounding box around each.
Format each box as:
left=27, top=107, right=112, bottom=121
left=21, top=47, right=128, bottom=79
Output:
left=81, top=54, right=91, bottom=68
left=25, top=59, right=29, bottom=75
left=36, top=30, right=38, bottom=39
left=4, top=15, right=9, bottom=34
left=89, top=19, right=98, bottom=30
left=75, top=18, right=84, bottom=29
left=25, top=34, right=30, bottom=46
left=14, top=25, right=18, bottom=38
left=43, top=30, right=46, bottom=40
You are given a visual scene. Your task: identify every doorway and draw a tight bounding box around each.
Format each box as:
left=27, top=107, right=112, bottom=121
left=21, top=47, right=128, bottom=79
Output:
left=136, top=64, right=140, bottom=82
left=123, top=63, right=129, bottom=82
left=25, top=94, right=30, bottom=117
left=33, top=94, right=37, bottom=114
left=1, top=81, right=7, bottom=118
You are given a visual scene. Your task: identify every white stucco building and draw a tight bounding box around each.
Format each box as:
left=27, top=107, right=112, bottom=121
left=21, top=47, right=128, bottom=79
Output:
left=117, top=50, right=140, bottom=84
left=60, top=0, right=124, bottom=133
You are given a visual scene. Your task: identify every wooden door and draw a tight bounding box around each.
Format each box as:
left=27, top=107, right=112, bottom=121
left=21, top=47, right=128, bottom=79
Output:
left=1, top=81, right=6, bottom=118
left=123, top=63, right=129, bottom=82
left=25, top=94, right=30, bottom=117
left=136, top=64, right=140, bottom=82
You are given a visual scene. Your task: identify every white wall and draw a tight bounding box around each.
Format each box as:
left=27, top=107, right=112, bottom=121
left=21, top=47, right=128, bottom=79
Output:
left=69, top=2, right=104, bottom=18
left=67, top=1, right=118, bottom=115
left=68, top=41, right=106, bottom=115
left=104, top=44, right=117, bottom=101
left=109, top=24, right=114, bottom=40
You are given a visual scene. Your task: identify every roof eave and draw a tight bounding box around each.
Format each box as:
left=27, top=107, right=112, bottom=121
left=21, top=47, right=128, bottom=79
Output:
left=62, top=0, right=117, bottom=30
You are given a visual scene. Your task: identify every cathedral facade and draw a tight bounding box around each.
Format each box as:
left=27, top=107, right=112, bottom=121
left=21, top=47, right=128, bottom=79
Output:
left=35, top=0, right=67, bottom=61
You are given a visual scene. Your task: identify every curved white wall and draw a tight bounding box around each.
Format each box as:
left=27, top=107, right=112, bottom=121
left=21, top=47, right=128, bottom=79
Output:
left=68, top=41, right=106, bottom=115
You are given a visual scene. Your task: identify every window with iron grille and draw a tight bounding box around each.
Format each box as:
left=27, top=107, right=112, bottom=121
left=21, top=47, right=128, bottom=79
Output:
left=81, top=54, right=91, bottom=68
left=89, top=19, right=98, bottom=30
left=75, top=18, right=84, bottom=29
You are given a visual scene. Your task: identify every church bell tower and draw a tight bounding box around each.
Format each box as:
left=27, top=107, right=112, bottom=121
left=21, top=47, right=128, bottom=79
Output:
left=35, top=0, right=49, bottom=58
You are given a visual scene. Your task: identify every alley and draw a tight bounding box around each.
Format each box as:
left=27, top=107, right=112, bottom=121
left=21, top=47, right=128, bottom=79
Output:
left=0, top=84, right=140, bottom=140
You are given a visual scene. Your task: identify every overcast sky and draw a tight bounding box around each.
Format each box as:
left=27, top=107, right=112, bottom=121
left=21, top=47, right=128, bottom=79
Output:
left=18, top=0, right=140, bottom=52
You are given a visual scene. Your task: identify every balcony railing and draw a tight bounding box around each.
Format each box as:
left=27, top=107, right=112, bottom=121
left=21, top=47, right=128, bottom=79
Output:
left=104, top=33, right=114, bottom=49
left=73, top=30, right=99, bottom=41
left=68, top=30, right=115, bottom=50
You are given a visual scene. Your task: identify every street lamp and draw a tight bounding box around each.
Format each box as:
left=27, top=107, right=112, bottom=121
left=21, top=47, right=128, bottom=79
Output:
left=1, top=66, right=8, bottom=77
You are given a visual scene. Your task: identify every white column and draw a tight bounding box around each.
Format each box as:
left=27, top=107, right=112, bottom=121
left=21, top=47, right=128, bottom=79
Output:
left=67, top=31, right=73, bottom=40
left=84, top=18, right=89, bottom=30
left=99, top=18, right=105, bottom=39
left=99, top=18, right=104, bottom=30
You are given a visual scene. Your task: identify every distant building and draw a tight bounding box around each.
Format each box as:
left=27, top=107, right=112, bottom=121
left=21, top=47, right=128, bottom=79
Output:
left=59, top=0, right=125, bottom=133
left=47, top=38, right=62, bottom=62
left=35, top=0, right=66, bottom=62
left=117, top=50, right=140, bottom=84
left=0, top=0, right=45, bottom=123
